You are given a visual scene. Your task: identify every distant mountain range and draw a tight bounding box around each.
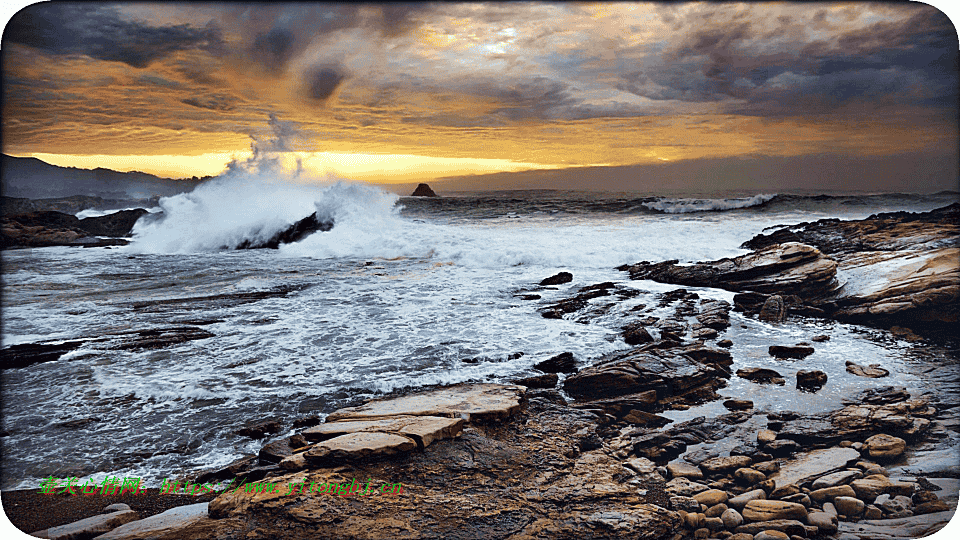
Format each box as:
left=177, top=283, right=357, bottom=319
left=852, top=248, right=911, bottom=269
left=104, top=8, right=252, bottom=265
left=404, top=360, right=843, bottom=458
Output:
left=1, top=154, right=208, bottom=200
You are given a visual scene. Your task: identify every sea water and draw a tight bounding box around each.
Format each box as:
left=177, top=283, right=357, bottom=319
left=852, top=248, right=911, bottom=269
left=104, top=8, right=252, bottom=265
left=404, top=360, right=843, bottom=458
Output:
left=1, top=173, right=957, bottom=490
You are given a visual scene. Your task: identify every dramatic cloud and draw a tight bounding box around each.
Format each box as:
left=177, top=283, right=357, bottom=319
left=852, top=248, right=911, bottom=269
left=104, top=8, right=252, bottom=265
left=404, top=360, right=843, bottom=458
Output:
left=4, top=3, right=223, bottom=68
left=1, top=2, right=956, bottom=188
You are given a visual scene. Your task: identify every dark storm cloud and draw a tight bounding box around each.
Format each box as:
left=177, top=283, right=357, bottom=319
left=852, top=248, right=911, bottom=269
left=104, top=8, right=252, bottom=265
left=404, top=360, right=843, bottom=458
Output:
left=304, top=64, right=348, bottom=102
left=234, top=3, right=432, bottom=73
left=487, top=77, right=578, bottom=121
left=3, top=3, right=223, bottom=69
left=613, top=5, right=957, bottom=116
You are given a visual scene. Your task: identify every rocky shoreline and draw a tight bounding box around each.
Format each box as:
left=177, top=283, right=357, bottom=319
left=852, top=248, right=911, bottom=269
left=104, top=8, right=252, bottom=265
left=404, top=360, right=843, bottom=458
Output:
left=3, top=204, right=958, bottom=539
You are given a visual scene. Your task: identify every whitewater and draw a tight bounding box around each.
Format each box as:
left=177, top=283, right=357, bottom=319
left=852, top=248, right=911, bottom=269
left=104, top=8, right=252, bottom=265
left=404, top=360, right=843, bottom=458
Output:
left=1, top=167, right=957, bottom=490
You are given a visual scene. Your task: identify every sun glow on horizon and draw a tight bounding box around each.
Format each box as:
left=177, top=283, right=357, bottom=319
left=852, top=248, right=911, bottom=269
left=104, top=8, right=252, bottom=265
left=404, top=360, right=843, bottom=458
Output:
left=19, top=151, right=563, bottom=182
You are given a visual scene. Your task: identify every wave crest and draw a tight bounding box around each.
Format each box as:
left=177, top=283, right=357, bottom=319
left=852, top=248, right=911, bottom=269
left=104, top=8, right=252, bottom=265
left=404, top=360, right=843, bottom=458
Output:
left=642, top=193, right=778, bottom=214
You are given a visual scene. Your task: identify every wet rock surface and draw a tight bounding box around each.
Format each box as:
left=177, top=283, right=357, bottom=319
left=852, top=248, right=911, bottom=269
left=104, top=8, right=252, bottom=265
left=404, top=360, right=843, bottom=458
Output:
left=1, top=209, right=149, bottom=249
left=619, top=204, right=960, bottom=338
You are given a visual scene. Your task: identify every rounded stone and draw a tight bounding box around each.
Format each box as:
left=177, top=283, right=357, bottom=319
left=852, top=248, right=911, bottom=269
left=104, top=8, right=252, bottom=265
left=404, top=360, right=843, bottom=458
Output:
left=668, top=462, right=706, bottom=480
left=706, top=504, right=729, bottom=518
left=705, top=517, right=725, bottom=531
left=735, top=468, right=767, bottom=486
left=754, top=531, right=789, bottom=540
left=721, top=508, right=744, bottom=529
left=806, top=511, right=838, bottom=534
left=863, top=505, right=882, bottom=520
left=834, top=496, right=865, bottom=516
left=103, top=503, right=132, bottom=513
left=728, top=489, right=768, bottom=510
left=729, top=534, right=754, bottom=540
left=695, top=489, right=730, bottom=506
left=686, top=512, right=706, bottom=529
left=694, top=527, right=711, bottom=539
left=808, top=485, right=856, bottom=503
left=864, top=434, right=906, bottom=461
left=743, top=500, right=809, bottom=522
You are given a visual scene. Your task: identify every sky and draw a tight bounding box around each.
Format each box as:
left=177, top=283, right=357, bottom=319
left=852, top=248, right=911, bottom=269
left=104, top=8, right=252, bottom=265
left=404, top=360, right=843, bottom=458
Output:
left=1, top=2, right=958, bottom=192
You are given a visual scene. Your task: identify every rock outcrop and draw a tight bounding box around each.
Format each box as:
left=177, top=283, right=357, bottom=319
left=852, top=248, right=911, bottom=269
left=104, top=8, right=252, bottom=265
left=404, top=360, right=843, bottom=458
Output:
left=618, top=204, right=960, bottom=338
left=410, top=183, right=438, bottom=197
left=1, top=209, right=149, bottom=248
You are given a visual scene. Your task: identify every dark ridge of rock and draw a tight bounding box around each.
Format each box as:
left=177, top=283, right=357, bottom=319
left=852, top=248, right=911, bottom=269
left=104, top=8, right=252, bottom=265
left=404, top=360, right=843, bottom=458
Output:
left=769, top=345, right=815, bottom=359
left=410, top=183, right=438, bottom=197
left=741, top=202, right=960, bottom=254
left=534, top=352, right=578, bottom=374
left=846, top=386, right=910, bottom=406
left=258, top=434, right=308, bottom=463
left=776, top=399, right=935, bottom=447
left=510, top=372, right=559, bottom=389
left=0, top=339, right=91, bottom=369
left=621, top=243, right=839, bottom=300
left=1, top=208, right=150, bottom=248
left=539, top=271, right=573, bottom=286
left=127, top=285, right=305, bottom=313
left=235, top=420, right=284, bottom=440
left=111, top=326, right=215, bottom=351
left=563, top=348, right=730, bottom=404
left=235, top=212, right=333, bottom=249
left=736, top=367, right=786, bottom=385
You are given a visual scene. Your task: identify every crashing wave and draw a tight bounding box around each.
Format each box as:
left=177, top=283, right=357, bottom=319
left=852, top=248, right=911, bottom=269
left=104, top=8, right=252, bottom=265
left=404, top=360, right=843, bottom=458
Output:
left=642, top=193, right=778, bottom=214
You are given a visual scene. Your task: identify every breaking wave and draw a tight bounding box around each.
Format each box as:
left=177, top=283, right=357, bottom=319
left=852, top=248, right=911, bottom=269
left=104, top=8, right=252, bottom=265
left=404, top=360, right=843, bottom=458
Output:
left=642, top=193, right=778, bottom=214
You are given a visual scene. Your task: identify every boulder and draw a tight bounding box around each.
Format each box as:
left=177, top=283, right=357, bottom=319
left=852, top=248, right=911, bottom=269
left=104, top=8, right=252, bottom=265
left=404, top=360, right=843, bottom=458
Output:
left=622, top=323, right=654, bottom=345
left=539, top=272, right=573, bottom=286
left=534, top=352, right=578, bottom=374
left=834, top=495, right=865, bottom=516
left=258, top=434, right=309, bottom=464
left=511, top=372, right=558, bottom=389
left=302, top=415, right=464, bottom=449
left=768, top=345, right=814, bottom=359
left=728, top=489, right=768, bottom=510
left=795, top=370, right=827, bottom=392
left=325, top=383, right=524, bottom=423
left=410, top=183, right=438, bottom=197
left=863, top=433, right=906, bottom=461
left=737, top=368, right=785, bottom=385
left=724, top=399, right=755, bottom=411
left=700, top=456, right=753, bottom=475
left=742, top=500, right=808, bottom=522
left=769, top=447, right=861, bottom=489
left=758, top=295, right=787, bottom=322
left=808, top=485, right=856, bottom=503
left=564, top=349, right=728, bottom=401
left=806, top=511, right=838, bottom=534
left=810, top=469, right=862, bottom=490
left=846, top=361, right=890, bottom=378
left=722, top=508, right=744, bottom=529
left=305, top=431, right=421, bottom=465
left=667, top=462, right=704, bottom=480
left=753, top=532, right=788, bottom=540
left=694, top=489, right=729, bottom=507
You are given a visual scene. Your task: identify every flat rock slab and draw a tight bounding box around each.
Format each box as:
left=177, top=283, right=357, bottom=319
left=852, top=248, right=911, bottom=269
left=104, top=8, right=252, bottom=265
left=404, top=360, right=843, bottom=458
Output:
left=836, top=510, right=956, bottom=540
left=770, top=447, right=861, bottom=489
left=93, top=503, right=209, bottom=540
left=305, top=432, right=417, bottom=464
left=34, top=509, right=140, bottom=540
left=325, top=384, right=523, bottom=423
left=302, top=415, right=464, bottom=448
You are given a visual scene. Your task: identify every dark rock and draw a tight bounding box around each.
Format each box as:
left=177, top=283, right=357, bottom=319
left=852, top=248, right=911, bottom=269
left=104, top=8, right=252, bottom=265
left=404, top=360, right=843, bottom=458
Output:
left=511, top=372, right=559, bottom=389
left=235, top=420, right=284, bottom=439
left=534, top=352, right=577, bottom=374
left=258, top=434, right=309, bottom=464
left=564, top=349, right=729, bottom=402
left=193, top=455, right=258, bottom=484
left=762, top=439, right=802, bottom=457
left=769, top=345, right=815, bottom=359
left=717, top=339, right=733, bottom=348
left=539, top=271, right=573, bottom=286
left=622, top=323, right=654, bottom=345
left=811, top=334, right=830, bottom=342
left=571, top=390, right=658, bottom=419
left=848, top=386, right=910, bottom=405
left=518, top=294, right=541, bottom=300
left=736, top=367, right=786, bottom=385
left=235, top=212, right=333, bottom=249
left=758, top=295, right=787, bottom=322
left=410, top=183, right=438, bottom=197
left=777, top=400, right=934, bottom=447
left=796, top=370, right=827, bottom=392
left=113, top=326, right=216, bottom=351
left=0, top=339, right=90, bottom=369
left=292, top=416, right=322, bottom=429
left=724, top=400, right=754, bottom=411
left=622, top=410, right=673, bottom=427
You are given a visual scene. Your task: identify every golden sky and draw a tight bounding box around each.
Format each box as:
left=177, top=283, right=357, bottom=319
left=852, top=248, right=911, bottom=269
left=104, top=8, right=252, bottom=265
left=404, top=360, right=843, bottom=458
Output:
left=2, top=2, right=957, bottom=190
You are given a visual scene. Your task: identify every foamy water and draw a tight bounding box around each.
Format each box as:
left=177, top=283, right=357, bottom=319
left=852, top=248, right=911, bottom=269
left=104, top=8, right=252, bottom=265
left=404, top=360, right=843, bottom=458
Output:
left=2, top=177, right=957, bottom=490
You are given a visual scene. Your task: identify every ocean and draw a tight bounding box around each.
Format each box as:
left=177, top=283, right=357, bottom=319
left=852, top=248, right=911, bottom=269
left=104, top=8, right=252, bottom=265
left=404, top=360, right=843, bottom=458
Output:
left=1, top=175, right=958, bottom=491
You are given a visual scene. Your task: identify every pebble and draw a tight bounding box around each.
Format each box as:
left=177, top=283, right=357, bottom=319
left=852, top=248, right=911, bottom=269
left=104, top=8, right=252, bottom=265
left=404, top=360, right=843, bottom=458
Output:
left=705, top=516, right=725, bottom=531
left=102, top=504, right=132, bottom=513
left=822, top=502, right=837, bottom=517
left=754, top=531, right=789, bottom=540
left=694, top=489, right=729, bottom=506
left=808, top=485, right=856, bottom=503
left=705, top=503, right=729, bottom=518
left=729, top=534, right=754, bottom=540
left=834, top=496, right=865, bottom=516
left=781, top=493, right=810, bottom=508
left=863, top=434, right=906, bottom=461
left=722, top=508, right=744, bottom=529
left=735, top=468, right=767, bottom=486
left=806, top=511, right=838, bottom=534
left=728, top=489, right=768, bottom=510
left=668, top=462, right=705, bottom=480
left=863, top=505, right=882, bottom=520
left=694, top=527, right=710, bottom=539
